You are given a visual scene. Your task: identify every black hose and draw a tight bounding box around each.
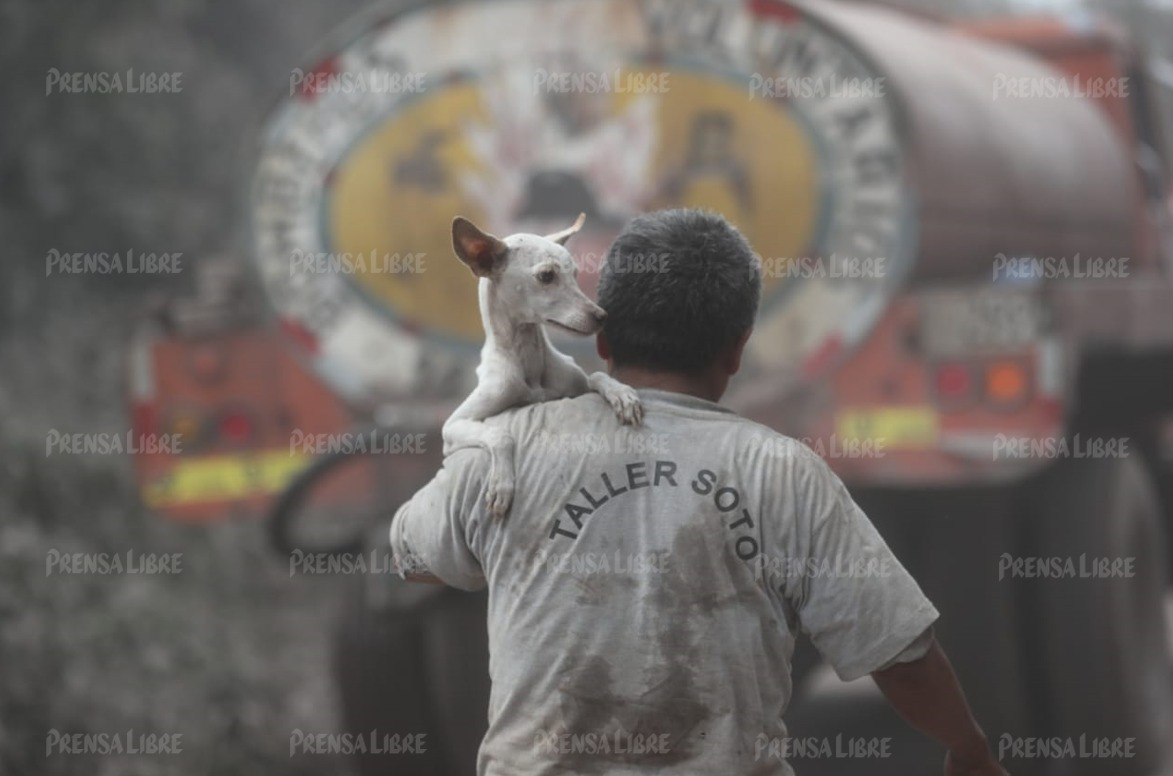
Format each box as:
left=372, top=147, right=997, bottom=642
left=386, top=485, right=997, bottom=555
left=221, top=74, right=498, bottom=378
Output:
left=266, top=431, right=382, bottom=559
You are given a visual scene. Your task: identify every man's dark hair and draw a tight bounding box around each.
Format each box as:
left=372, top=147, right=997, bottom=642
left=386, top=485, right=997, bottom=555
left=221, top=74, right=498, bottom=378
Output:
left=597, top=209, right=762, bottom=375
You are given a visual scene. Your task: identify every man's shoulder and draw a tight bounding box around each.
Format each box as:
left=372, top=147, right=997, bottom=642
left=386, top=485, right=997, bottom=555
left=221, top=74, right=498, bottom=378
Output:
left=483, top=393, right=610, bottom=434
left=482, top=394, right=816, bottom=462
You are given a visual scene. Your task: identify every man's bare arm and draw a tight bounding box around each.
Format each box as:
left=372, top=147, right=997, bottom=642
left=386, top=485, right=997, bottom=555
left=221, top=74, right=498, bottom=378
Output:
left=870, top=638, right=1007, bottom=775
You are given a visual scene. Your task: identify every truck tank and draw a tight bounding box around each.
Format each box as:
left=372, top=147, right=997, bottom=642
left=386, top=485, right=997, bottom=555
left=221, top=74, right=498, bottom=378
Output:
left=248, top=0, right=1140, bottom=408
left=812, top=1, right=1138, bottom=279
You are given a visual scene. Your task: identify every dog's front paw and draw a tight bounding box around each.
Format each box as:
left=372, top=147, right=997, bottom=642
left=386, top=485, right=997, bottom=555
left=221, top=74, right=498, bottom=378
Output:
left=605, top=384, right=643, bottom=426
left=484, top=470, right=515, bottom=520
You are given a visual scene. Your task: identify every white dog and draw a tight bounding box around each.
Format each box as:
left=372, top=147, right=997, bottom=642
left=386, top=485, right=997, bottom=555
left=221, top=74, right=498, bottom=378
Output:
left=442, top=213, right=643, bottom=518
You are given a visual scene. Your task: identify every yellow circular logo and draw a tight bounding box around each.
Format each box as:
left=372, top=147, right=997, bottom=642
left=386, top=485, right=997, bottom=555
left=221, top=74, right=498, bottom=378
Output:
left=326, top=68, right=820, bottom=344
left=252, top=0, right=914, bottom=403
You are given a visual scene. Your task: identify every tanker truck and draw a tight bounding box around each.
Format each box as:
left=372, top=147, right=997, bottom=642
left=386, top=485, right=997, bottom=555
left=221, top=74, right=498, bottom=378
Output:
left=128, top=0, right=1173, bottom=773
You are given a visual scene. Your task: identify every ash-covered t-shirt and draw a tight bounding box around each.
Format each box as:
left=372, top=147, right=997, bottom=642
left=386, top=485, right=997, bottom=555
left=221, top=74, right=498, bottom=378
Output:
left=390, top=389, right=938, bottom=776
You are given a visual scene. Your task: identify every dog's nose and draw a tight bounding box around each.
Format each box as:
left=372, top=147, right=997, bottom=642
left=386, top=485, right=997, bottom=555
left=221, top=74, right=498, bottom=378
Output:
left=592, top=309, right=607, bottom=325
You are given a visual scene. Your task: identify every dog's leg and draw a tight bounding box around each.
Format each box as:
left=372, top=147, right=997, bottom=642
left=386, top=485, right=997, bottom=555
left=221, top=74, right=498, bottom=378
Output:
left=542, top=351, right=643, bottom=426
left=442, top=381, right=526, bottom=519
left=442, top=417, right=516, bottom=519
left=587, top=371, right=643, bottom=426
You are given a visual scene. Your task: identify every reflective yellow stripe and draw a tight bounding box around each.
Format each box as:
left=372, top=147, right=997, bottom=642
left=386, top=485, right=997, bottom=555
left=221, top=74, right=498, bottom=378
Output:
left=142, top=451, right=311, bottom=507
left=835, top=407, right=940, bottom=449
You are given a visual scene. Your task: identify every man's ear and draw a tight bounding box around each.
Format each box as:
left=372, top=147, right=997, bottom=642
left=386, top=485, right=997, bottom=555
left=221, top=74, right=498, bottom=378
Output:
left=452, top=217, right=508, bottom=277
left=596, top=331, right=612, bottom=363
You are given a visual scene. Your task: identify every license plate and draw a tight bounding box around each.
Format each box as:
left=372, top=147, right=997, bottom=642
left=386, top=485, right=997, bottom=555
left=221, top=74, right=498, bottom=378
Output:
left=919, top=288, right=1048, bottom=357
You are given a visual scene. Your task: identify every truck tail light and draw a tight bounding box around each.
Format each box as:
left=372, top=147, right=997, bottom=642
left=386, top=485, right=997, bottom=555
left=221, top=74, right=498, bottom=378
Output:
left=171, top=413, right=204, bottom=444
left=219, top=409, right=255, bottom=444
left=985, top=360, right=1031, bottom=408
left=934, top=362, right=975, bottom=404
left=161, top=405, right=208, bottom=454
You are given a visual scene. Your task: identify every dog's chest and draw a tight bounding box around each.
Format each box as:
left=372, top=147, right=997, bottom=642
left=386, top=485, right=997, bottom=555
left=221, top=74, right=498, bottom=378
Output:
left=521, top=349, right=555, bottom=396
left=490, top=327, right=577, bottom=403
left=519, top=341, right=569, bottom=401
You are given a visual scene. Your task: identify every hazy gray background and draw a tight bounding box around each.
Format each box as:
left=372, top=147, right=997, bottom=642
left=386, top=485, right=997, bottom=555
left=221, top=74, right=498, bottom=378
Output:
left=0, top=2, right=372, bottom=774
left=1, top=0, right=1171, bottom=774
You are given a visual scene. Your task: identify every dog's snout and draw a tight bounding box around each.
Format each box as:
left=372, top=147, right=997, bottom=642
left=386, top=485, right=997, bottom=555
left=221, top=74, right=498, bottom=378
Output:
left=592, top=309, right=607, bottom=325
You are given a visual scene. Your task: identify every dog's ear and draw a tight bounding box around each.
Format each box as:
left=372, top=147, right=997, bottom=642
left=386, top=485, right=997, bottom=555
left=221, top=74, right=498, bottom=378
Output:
left=544, top=212, right=586, bottom=247
left=452, top=217, right=508, bottom=277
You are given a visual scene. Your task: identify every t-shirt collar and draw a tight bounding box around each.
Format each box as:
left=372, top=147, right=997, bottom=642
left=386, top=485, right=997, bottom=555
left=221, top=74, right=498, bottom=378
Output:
left=635, top=387, right=737, bottom=416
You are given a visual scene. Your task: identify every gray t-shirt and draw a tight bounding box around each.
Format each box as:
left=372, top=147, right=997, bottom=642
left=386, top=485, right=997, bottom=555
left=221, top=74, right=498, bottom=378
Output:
left=390, top=388, right=939, bottom=775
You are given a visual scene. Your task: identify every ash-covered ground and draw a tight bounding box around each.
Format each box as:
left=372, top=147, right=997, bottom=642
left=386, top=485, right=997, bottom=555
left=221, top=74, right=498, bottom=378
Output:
left=0, top=1, right=384, bottom=773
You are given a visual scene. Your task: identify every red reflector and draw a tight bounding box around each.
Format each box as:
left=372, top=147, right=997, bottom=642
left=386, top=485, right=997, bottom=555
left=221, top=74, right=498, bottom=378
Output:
left=295, top=57, right=339, bottom=101
left=279, top=318, right=319, bottom=354
left=131, top=402, right=157, bottom=438
left=220, top=411, right=254, bottom=442
left=750, top=0, right=801, bottom=24
left=935, top=363, right=972, bottom=399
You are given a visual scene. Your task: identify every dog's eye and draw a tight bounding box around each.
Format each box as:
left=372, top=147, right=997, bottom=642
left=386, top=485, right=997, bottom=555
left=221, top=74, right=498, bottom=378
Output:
left=536, top=268, right=557, bottom=284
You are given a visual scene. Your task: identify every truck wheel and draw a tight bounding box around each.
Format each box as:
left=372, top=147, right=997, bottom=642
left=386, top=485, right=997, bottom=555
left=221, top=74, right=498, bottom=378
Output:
left=420, top=586, right=491, bottom=775
left=1141, top=427, right=1173, bottom=568
left=333, top=572, right=489, bottom=776
left=1022, top=455, right=1173, bottom=776
left=789, top=487, right=1038, bottom=774
left=866, top=488, right=1036, bottom=743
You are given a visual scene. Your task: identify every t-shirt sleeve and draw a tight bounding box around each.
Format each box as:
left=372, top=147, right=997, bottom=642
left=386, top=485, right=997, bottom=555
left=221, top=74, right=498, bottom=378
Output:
left=784, top=453, right=939, bottom=682
left=389, top=447, right=490, bottom=591
left=875, top=626, right=935, bottom=672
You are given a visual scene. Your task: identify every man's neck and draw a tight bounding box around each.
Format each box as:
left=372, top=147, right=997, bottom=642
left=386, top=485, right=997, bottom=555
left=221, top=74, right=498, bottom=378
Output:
left=609, top=366, right=725, bottom=404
